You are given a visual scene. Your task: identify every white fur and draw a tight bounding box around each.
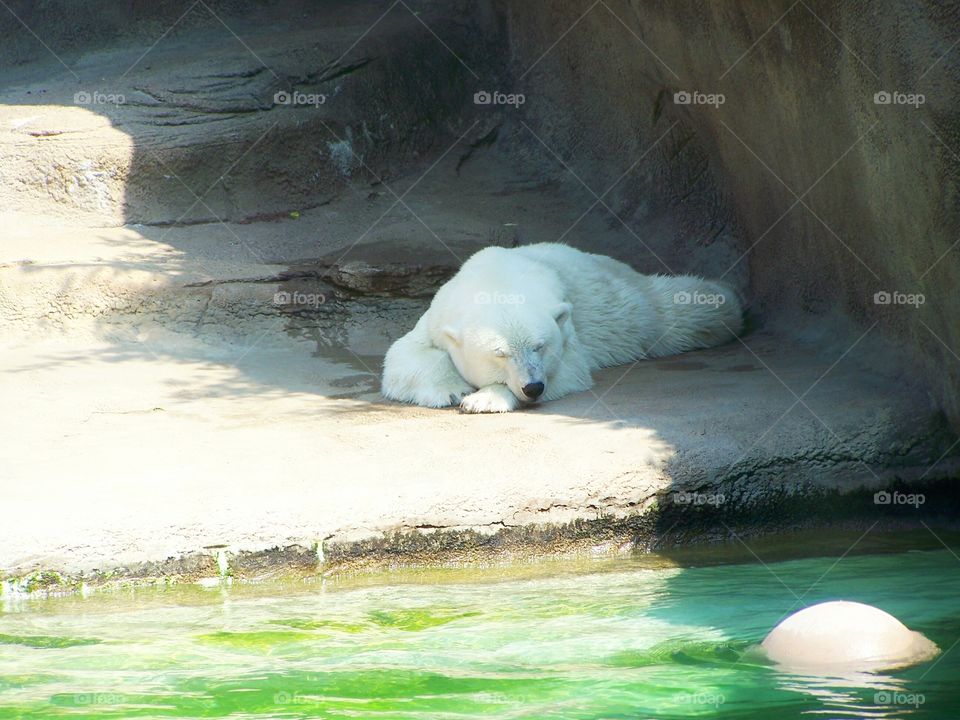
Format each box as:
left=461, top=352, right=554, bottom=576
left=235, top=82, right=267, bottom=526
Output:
left=762, top=601, right=939, bottom=672
left=381, top=243, right=743, bottom=412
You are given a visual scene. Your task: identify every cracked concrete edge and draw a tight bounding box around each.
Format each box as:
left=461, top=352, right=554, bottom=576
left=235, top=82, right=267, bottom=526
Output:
left=4, top=475, right=958, bottom=600
left=0, top=250, right=449, bottom=340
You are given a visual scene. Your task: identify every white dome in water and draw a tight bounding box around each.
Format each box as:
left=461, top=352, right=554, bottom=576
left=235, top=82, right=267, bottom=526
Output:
left=762, top=600, right=939, bottom=672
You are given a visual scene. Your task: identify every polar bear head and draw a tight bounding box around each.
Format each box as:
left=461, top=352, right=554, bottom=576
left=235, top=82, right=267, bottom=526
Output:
left=440, top=302, right=572, bottom=403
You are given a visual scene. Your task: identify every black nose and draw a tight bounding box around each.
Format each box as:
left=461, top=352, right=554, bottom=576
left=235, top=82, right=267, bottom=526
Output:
left=522, top=382, right=544, bottom=399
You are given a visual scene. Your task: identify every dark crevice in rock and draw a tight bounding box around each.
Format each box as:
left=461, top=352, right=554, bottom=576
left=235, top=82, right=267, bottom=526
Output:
left=137, top=198, right=338, bottom=228
left=456, top=123, right=501, bottom=174
left=183, top=258, right=457, bottom=299
left=314, top=57, right=376, bottom=84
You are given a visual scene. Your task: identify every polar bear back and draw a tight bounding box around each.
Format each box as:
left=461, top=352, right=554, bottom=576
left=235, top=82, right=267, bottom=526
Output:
left=429, top=242, right=741, bottom=368
left=510, top=243, right=675, bottom=367
left=424, top=245, right=562, bottom=337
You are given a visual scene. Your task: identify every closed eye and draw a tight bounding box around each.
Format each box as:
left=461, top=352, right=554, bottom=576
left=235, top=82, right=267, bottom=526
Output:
left=494, top=349, right=509, bottom=358
left=532, top=342, right=545, bottom=351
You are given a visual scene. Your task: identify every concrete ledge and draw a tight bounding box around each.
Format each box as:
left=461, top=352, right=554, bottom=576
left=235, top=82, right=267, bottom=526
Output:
left=2, top=1, right=957, bottom=598
left=5, top=493, right=960, bottom=598
left=3, top=316, right=958, bottom=595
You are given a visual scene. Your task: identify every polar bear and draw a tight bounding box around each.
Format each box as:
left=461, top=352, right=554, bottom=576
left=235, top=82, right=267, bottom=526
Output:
left=381, top=243, right=743, bottom=413
left=761, top=601, right=939, bottom=672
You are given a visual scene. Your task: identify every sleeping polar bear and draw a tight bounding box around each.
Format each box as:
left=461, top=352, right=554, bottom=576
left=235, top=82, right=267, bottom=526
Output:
left=381, top=243, right=743, bottom=413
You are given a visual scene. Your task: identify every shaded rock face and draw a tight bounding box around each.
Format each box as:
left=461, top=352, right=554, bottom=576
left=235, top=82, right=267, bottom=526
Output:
left=2, top=0, right=957, bottom=433
left=0, top=0, right=490, bottom=227
left=493, top=0, right=960, bottom=431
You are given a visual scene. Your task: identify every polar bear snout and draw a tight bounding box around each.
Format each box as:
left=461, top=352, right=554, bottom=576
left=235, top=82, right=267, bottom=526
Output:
left=507, top=347, right=550, bottom=402
left=521, top=382, right=545, bottom=400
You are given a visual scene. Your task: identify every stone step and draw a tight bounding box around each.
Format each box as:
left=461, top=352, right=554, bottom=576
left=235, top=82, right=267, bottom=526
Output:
left=2, top=325, right=957, bottom=589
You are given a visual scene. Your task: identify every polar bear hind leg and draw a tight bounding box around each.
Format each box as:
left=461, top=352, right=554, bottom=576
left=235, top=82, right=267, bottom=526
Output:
left=645, top=276, right=743, bottom=359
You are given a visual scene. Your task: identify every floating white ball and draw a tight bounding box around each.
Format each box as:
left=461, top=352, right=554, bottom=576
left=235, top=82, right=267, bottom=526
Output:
left=762, top=600, right=939, bottom=672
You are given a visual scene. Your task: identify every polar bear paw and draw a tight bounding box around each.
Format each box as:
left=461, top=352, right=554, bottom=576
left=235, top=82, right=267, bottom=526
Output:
left=436, top=384, right=474, bottom=408
left=459, top=384, right=520, bottom=414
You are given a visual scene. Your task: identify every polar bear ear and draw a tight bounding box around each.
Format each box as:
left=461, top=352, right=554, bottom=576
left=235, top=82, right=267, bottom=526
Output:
left=552, top=302, right=573, bottom=327
left=441, top=326, right=461, bottom=346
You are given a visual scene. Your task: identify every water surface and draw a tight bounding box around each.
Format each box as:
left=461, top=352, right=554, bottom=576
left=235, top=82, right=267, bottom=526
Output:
left=1, top=529, right=958, bottom=718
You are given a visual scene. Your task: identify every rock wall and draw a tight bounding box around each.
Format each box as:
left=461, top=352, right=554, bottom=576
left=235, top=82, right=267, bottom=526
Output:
left=3, top=0, right=958, bottom=431
left=496, top=0, right=960, bottom=431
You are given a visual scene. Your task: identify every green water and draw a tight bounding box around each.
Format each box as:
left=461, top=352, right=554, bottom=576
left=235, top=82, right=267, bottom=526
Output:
left=2, top=532, right=959, bottom=719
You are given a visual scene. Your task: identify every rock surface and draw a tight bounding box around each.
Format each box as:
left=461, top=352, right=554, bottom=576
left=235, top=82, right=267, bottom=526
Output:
left=2, top=207, right=958, bottom=586
left=0, top=0, right=957, bottom=589
left=499, top=0, right=960, bottom=432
